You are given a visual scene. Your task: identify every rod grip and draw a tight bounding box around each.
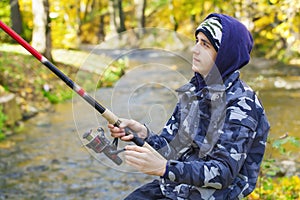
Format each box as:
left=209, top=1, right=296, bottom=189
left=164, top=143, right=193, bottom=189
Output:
left=124, top=127, right=144, bottom=146
left=102, top=109, right=119, bottom=124
left=102, top=109, right=164, bottom=159
left=124, top=127, right=165, bottom=159
left=102, top=109, right=146, bottom=146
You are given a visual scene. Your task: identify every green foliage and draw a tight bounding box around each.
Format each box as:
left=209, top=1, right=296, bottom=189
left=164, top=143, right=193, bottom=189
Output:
left=0, top=0, right=12, bottom=42
left=42, top=87, right=74, bottom=104
left=272, top=135, right=300, bottom=155
left=98, top=58, right=127, bottom=87
left=18, top=0, right=33, bottom=41
left=0, top=106, right=7, bottom=140
left=260, top=158, right=280, bottom=177
left=245, top=135, right=300, bottom=199
left=260, top=135, right=300, bottom=177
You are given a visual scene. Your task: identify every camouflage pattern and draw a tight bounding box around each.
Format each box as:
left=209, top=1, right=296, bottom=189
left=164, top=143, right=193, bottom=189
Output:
left=145, top=70, right=270, bottom=199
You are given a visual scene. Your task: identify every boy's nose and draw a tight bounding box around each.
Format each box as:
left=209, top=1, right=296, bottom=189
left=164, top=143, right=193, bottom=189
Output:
left=192, top=43, right=200, bottom=54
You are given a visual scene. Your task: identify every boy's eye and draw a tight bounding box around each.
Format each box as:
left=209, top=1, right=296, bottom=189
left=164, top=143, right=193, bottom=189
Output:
left=202, top=41, right=210, bottom=47
left=196, top=37, right=211, bottom=48
left=200, top=40, right=210, bottom=48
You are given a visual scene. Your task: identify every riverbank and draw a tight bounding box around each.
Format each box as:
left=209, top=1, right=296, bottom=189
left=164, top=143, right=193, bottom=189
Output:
left=0, top=46, right=106, bottom=138
left=0, top=52, right=71, bottom=134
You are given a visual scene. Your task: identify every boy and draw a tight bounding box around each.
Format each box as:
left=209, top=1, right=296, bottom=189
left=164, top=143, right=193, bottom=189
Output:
left=109, top=13, right=270, bottom=199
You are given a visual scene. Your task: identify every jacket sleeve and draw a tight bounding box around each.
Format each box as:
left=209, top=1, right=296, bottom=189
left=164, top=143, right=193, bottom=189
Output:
left=145, top=103, right=185, bottom=159
left=162, top=97, right=269, bottom=189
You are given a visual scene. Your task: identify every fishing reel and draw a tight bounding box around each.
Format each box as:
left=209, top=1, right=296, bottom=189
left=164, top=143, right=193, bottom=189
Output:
left=83, top=127, right=124, bottom=165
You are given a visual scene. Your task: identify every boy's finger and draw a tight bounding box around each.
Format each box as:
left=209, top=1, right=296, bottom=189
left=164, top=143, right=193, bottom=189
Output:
left=125, top=145, right=147, bottom=153
left=121, top=135, right=134, bottom=141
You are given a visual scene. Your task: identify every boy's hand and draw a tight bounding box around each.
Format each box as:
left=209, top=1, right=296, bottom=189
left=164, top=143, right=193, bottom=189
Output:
left=125, top=145, right=167, bottom=176
left=108, top=118, right=148, bottom=141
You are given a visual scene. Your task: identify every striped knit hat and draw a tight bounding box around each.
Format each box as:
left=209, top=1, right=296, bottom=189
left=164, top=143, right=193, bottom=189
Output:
left=195, top=16, right=222, bottom=52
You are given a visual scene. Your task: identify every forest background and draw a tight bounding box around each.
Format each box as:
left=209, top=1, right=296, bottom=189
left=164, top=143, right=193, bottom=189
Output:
left=0, top=0, right=299, bottom=64
left=0, top=0, right=300, bottom=199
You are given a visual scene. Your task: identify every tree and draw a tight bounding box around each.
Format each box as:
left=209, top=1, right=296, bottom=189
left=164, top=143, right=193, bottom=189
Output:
left=109, top=0, right=126, bottom=34
left=116, top=0, right=126, bottom=33
left=9, top=0, right=22, bottom=35
left=169, top=0, right=178, bottom=31
left=44, top=0, right=52, bottom=60
left=31, top=0, right=53, bottom=61
left=134, top=0, right=146, bottom=35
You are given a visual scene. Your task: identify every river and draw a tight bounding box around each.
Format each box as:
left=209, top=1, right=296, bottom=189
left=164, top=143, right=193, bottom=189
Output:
left=0, top=48, right=300, bottom=199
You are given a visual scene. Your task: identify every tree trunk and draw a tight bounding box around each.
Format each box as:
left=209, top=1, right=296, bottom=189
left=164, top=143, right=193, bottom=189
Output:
left=98, top=14, right=106, bottom=42
left=32, top=0, right=53, bottom=61
left=169, top=0, right=178, bottom=31
left=109, top=0, right=126, bottom=34
left=109, top=0, right=117, bottom=34
left=134, top=0, right=146, bottom=36
left=44, top=0, right=52, bottom=61
left=97, top=0, right=106, bottom=42
left=117, top=0, right=126, bottom=33
left=9, top=0, right=23, bottom=35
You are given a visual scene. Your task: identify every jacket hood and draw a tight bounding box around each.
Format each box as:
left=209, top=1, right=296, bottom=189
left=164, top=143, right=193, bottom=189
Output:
left=192, top=13, right=253, bottom=90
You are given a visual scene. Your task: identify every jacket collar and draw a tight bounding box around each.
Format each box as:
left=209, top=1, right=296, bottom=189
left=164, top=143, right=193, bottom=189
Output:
left=176, top=70, right=240, bottom=98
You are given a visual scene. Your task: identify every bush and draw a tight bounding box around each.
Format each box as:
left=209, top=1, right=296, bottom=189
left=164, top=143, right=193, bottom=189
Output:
left=247, top=176, right=300, bottom=200
left=246, top=135, right=300, bottom=199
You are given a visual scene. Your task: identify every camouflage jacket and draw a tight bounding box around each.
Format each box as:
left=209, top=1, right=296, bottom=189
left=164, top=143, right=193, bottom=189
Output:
left=145, top=70, right=270, bottom=199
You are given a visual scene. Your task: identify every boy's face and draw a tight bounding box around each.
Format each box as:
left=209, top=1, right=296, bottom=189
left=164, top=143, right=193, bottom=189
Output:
left=192, top=32, right=218, bottom=77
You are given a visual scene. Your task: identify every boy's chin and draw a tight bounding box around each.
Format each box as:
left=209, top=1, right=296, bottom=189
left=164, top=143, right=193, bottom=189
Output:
left=192, top=65, right=203, bottom=74
left=192, top=65, right=198, bottom=73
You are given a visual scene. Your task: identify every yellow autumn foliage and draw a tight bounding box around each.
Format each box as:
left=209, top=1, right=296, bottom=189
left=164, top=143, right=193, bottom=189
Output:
left=5, top=0, right=300, bottom=63
left=247, top=176, right=300, bottom=200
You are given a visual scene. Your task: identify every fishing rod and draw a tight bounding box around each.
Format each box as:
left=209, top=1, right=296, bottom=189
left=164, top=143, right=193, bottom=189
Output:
left=0, top=21, right=164, bottom=165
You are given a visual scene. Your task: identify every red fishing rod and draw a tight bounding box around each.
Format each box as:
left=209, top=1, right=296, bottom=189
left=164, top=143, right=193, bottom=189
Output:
left=0, top=21, right=164, bottom=164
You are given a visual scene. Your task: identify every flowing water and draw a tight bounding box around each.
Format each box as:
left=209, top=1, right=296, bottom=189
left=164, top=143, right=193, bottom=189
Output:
left=0, top=49, right=300, bottom=199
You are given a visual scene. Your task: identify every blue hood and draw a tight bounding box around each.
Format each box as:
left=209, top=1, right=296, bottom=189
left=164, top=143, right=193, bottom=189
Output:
left=192, top=13, right=253, bottom=90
